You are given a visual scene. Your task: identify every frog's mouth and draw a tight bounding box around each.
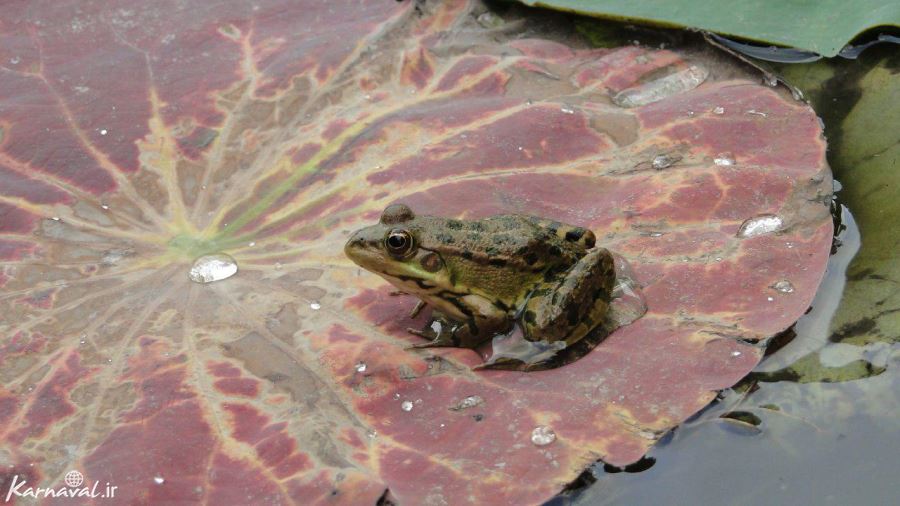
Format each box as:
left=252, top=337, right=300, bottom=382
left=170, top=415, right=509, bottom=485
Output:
left=344, top=234, right=381, bottom=268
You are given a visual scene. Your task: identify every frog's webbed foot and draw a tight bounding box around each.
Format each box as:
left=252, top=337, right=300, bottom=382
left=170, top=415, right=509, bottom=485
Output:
left=405, top=327, right=458, bottom=349
left=472, top=356, right=528, bottom=371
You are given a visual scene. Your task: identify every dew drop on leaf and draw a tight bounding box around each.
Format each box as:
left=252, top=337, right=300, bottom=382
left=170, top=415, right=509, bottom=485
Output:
left=773, top=280, right=795, bottom=293
left=737, top=214, right=784, bottom=238
left=531, top=426, right=556, bottom=446
left=714, top=152, right=736, bottom=166
left=612, top=65, right=708, bottom=107
left=450, top=395, right=484, bottom=411
left=188, top=253, right=238, bottom=283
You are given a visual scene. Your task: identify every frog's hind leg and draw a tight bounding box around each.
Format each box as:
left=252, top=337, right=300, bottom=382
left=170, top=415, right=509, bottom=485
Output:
left=522, top=247, right=615, bottom=344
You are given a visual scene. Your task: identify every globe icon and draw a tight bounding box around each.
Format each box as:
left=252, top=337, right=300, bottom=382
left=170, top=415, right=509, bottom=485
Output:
left=64, top=470, right=84, bottom=488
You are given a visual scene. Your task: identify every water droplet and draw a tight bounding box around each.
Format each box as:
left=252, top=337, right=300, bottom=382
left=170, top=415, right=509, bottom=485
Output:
left=731, top=351, right=742, bottom=357
left=649, top=232, right=663, bottom=238
left=355, top=362, right=367, bottom=373
left=737, top=214, right=783, bottom=238
left=393, top=393, right=401, bottom=400
left=767, top=296, right=775, bottom=302
left=773, top=280, right=795, bottom=293
left=9, top=56, right=21, bottom=65
left=153, top=476, right=165, bottom=485
left=309, top=301, right=321, bottom=310
left=686, top=110, right=695, bottom=117
left=714, top=152, right=735, bottom=166
left=715, top=257, right=723, bottom=262
left=100, top=204, right=109, bottom=210
left=400, top=400, right=413, bottom=412
left=51, top=216, right=61, bottom=221
left=247, top=241, right=255, bottom=247
left=188, top=253, right=238, bottom=283
left=651, top=154, right=679, bottom=170
left=560, top=104, right=575, bottom=114
left=99, top=129, right=108, bottom=135
left=786, top=242, right=794, bottom=249
left=274, top=262, right=282, bottom=270
left=746, top=109, right=768, bottom=117
left=450, top=395, right=484, bottom=411
left=712, top=106, right=725, bottom=115
left=476, top=11, right=503, bottom=28
left=612, top=65, right=708, bottom=108
left=517, top=146, right=523, bottom=151
left=531, top=426, right=556, bottom=446
left=763, top=74, right=779, bottom=87
left=366, top=429, right=377, bottom=439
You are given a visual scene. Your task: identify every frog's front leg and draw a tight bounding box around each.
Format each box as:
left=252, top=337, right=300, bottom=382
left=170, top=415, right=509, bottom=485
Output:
left=407, top=294, right=509, bottom=349
left=522, top=247, right=615, bottom=344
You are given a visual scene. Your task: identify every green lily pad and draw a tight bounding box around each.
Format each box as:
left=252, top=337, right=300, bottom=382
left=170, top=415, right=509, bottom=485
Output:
left=518, top=0, right=900, bottom=57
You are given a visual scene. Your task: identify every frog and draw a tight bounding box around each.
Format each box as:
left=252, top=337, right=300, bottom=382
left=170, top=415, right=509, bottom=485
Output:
left=344, top=203, right=616, bottom=369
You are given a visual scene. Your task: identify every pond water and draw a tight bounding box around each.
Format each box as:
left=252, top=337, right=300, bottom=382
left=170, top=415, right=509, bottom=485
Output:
left=559, top=44, right=899, bottom=506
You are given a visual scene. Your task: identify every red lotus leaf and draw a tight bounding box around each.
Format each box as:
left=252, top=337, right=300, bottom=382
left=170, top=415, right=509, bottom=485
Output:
left=0, top=0, right=832, bottom=504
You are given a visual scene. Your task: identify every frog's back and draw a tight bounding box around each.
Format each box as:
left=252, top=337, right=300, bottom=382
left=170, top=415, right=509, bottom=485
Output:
left=415, top=214, right=593, bottom=271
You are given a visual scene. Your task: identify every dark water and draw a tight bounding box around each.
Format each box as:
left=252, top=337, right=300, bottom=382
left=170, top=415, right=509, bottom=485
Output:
left=557, top=41, right=900, bottom=506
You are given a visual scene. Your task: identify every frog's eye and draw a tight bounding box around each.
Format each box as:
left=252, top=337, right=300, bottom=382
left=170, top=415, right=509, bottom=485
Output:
left=385, top=229, right=415, bottom=257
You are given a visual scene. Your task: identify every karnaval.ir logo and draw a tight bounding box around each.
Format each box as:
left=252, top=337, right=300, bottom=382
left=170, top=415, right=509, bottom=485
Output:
left=4, top=469, right=118, bottom=501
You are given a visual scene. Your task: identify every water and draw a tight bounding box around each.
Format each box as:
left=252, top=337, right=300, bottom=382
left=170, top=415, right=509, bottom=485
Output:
left=736, top=214, right=783, bottom=238
left=188, top=253, right=238, bottom=283
left=773, top=280, right=795, bottom=293
left=612, top=65, right=708, bottom=107
left=651, top=154, right=680, bottom=170
left=713, top=152, right=735, bottom=166
left=532, top=426, right=557, bottom=446
left=450, top=395, right=484, bottom=411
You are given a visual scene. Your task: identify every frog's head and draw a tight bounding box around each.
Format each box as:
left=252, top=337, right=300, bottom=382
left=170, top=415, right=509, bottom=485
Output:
left=345, top=204, right=452, bottom=293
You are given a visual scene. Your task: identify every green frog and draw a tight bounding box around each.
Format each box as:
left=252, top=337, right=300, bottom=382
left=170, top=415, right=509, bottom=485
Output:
left=344, top=204, right=615, bottom=368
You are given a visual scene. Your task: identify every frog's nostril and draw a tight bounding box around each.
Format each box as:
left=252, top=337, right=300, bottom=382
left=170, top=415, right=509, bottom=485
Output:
left=345, top=234, right=365, bottom=251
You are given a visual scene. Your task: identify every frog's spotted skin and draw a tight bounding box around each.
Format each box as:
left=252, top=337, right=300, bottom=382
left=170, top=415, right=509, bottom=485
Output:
left=344, top=203, right=615, bottom=367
